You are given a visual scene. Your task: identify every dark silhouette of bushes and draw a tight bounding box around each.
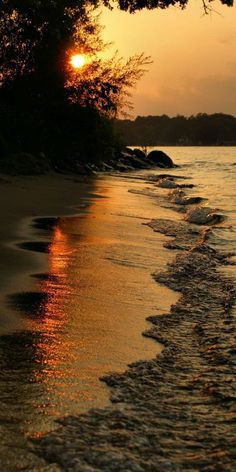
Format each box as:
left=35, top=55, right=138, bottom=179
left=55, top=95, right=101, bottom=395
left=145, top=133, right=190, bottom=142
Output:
left=115, top=113, right=236, bottom=146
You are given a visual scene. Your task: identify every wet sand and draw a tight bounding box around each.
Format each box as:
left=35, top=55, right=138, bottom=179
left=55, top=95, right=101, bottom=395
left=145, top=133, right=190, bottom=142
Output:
left=33, top=174, right=236, bottom=471
left=0, top=170, right=182, bottom=471
left=0, top=173, right=96, bottom=333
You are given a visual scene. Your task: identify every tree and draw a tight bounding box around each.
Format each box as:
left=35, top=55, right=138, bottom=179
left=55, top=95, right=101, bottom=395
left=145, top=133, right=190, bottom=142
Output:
left=0, top=0, right=233, bottom=112
left=0, top=2, right=151, bottom=167
left=0, top=2, right=150, bottom=115
left=112, top=0, right=233, bottom=13
left=0, top=0, right=234, bottom=168
left=66, top=12, right=151, bottom=116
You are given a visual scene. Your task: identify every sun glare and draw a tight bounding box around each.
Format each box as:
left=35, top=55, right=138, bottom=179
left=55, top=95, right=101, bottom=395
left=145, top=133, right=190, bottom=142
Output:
left=70, top=54, right=86, bottom=69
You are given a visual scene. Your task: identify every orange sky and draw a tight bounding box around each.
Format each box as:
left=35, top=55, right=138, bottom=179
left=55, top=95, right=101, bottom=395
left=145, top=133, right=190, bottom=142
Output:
left=101, top=2, right=236, bottom=117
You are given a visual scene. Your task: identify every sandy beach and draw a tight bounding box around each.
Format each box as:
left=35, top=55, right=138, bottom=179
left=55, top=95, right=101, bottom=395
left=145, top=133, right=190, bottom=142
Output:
left=0, top=167, right=235, bottom=471
left=30, top=170, right=236, bottom=472
left=0, top=173, right=96, bottom=333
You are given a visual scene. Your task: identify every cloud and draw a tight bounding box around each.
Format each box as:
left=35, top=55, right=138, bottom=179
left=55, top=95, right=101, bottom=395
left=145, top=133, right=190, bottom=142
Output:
left=131, top=74, right=236, bottom=117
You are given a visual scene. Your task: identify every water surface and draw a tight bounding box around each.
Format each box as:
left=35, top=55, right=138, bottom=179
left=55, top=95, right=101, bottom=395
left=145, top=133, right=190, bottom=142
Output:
left=0, top=173, right=176, bottom=470
left=1, top=147, right=235, bottom=470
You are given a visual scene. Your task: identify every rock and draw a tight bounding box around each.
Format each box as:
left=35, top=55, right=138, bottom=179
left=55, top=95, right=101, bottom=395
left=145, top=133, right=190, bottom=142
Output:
left=119, top=149, right=155, bottom=169
left=75, top=162, right=88, bottom=174
left=118, top=152, right=149, bottom=169
left=132, top=148, right=146, bottom=160
left=82, top=163, right=95, bottom=174
left=169, top=189, right=204, bottom=205
left=185, top=206, right=224, bottom=225
left=124, top=147, right=135, bottom=156
left=132, top=156, right=151, bottom=169
left=0, top=152, right=50, bottom=175
left=99, top=162, right=114, bottom=172
left=157, top=178, right=179, bottom=189
left=147, top=150, right=174, bottom=168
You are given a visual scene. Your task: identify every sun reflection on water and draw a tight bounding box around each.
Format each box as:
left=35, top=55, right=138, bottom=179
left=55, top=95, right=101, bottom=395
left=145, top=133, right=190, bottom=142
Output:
left=6, top=178, right=173, bottom=437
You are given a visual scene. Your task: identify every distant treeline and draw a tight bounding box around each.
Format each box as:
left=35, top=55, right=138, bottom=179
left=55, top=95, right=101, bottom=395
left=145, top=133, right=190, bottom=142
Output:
left=115, top=113, right=236, bottom=146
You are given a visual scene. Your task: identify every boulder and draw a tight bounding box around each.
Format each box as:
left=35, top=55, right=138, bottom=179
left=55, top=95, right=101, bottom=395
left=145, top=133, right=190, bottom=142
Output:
left=132, top=148, right=146, bottom=160
left=98, top=162, right=114, bottom=172
left=74, top=162, right=88, bottom=175
left=119, top=148, right=154, bottom=169
left=147, top=150, right=174, bottom=168
left=124, top=147, right=135, bottom=156
left=118, top=152, right=146, bottom=169
left=0, top=152, right=50, bottom=175
left=109, top=159, right=132, bottom=172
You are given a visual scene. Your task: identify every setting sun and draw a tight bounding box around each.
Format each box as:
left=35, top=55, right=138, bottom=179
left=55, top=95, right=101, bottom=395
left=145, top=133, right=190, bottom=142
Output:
left=70, top=54, right=86, bottom=69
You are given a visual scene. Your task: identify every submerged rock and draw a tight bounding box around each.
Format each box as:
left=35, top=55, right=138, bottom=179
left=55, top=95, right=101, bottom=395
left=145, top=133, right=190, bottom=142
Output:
left=148, top=174, right=187, bottom=182
left=169, top=189, right=204, bottom=205
left=185, top=206, right=225, bottom=225
left=157, top=178, right=179, bottom=189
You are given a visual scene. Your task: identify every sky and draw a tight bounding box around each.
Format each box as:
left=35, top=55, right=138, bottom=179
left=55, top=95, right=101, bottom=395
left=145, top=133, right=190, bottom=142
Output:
left=101, top=1, right=236, bottom=118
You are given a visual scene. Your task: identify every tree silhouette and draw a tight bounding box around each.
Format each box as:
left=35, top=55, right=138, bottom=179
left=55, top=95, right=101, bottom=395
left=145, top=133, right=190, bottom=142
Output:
left=115, top=113, right=236, bottom=146
left=0, top=2, right=150, bottom=115
left=113, top=0, right=233, bottom=13
left=0, top=0, right=234, bottom=168
left=1, top=0, right=233, bottom=111
left=0, top=2, right=150, bottom=166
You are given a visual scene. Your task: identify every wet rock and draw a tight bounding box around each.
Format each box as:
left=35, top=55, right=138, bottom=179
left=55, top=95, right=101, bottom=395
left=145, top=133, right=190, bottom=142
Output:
left=132, top=148, right=146, bottom=160
left=123, top=154, right=151, bottom=169
left=124, top=147, right=135, bottom=156
left=154, top=177, right=194, bottom=190
left=147, top=150, right=174, bottom=168
left=157, top=178, right=179, bottom=189
left=185, top=206, right=225, bottom=225
left=99, top=162, right=114, bottom=172
left=148, top=174, right=187, bottom=182
left=109, top=159, right=133, bottom=172
left=75, top=161, right=88, bottom=174
left=169, top=189, right=204, bottom=206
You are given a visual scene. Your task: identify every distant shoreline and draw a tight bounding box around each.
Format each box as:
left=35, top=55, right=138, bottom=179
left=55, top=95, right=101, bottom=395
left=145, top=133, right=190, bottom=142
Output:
left=115, top=113, right=236, bottom=148
left=129, top=144, right=236, bottom=147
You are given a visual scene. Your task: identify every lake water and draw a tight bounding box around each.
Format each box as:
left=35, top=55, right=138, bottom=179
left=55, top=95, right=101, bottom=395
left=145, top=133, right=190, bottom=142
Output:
left=158, top=146, right=236, bottom=259
left=0, top=147, right=235, bottom=470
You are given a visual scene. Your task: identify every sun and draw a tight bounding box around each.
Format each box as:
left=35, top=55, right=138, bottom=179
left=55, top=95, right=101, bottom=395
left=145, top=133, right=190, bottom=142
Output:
left=70, top=54, right=86, bottom=69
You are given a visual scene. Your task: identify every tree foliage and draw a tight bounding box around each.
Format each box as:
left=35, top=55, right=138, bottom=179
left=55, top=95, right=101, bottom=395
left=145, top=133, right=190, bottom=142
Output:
left=0, top=1, right=151, bottom=168
left=0, top=1, right=151, bottom=116
left=1, top=0, right=233, bottom=112
left=111, top=0, right=233, bottom=13
left=115, top=113, right=236, bottom=146
left=0, top=0, right=234, bottom=168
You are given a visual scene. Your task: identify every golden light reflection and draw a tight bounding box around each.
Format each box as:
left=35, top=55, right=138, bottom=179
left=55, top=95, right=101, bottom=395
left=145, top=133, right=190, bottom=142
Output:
left=28, top=185, right=169, bottom=421
left=69, top=53, right=86, bottom=69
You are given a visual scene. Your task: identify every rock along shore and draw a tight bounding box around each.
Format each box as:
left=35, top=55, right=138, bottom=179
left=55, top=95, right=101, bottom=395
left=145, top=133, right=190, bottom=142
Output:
left=32, top=173, right=236, bottom=471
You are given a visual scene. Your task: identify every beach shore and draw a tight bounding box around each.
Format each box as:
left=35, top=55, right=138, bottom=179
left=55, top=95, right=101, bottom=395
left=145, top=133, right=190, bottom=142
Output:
left=0, top=169, right=235, bottom=471
left=31, top=172, right=236, bottom=472
left=0, top=173, right=95, bottom=333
